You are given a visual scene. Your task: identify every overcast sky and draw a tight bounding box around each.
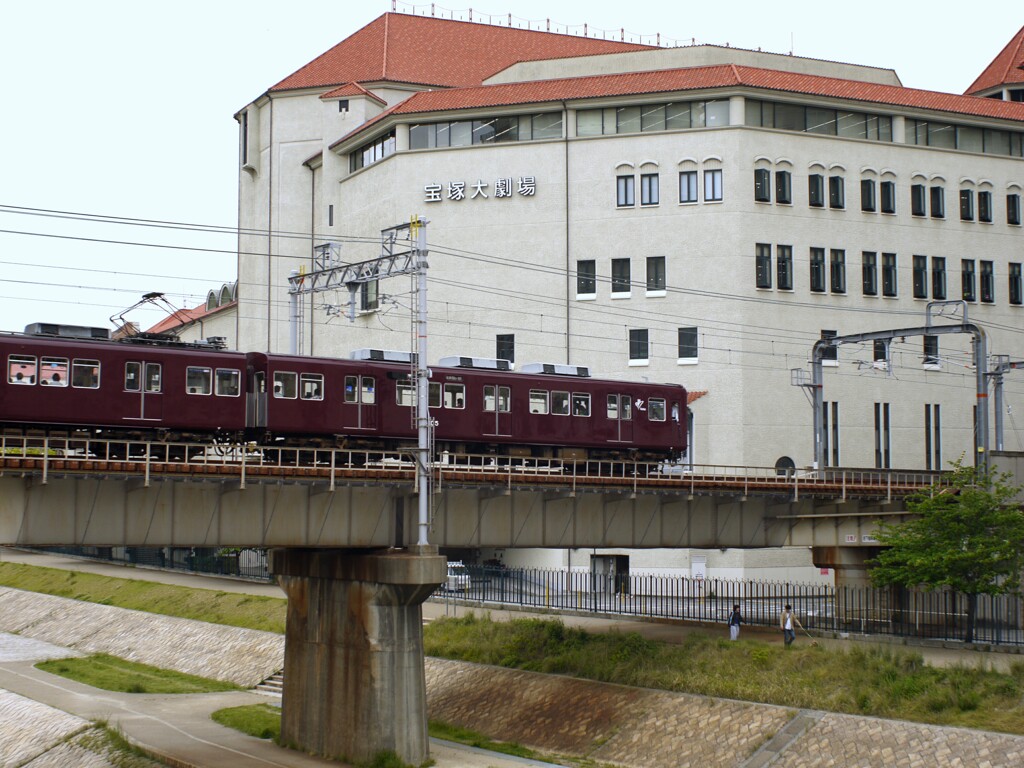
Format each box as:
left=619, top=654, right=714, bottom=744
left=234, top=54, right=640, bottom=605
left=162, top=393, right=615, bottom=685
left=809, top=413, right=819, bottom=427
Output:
left=0, top=0, right=1019, bottom=334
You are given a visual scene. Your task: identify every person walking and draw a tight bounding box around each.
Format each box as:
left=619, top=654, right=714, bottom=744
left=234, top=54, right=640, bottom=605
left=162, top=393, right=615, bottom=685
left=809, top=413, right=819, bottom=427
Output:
left=780, top=604, right=802, bottom=647
left=727, top=604, right=743, bottom=641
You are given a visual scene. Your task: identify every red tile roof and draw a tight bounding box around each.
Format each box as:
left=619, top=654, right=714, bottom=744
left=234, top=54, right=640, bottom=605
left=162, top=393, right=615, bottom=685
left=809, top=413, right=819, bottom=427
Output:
left=321, top=82, right=387, bottom=105
left=965, top=26, right=1024, bottom=95
left=687, top=390, right=708, bottom=406
left=270, top=12, right=653, bottom=92
left=334, top=62, right=1024, bottom=149
left=145, top=301, right=235, bottom=335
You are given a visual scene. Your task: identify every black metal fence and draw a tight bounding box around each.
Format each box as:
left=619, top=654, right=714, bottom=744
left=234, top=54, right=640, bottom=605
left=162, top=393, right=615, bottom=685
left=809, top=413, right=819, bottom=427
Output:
left=434, top=565, right=1024, bottom=647
left=29, top=549, right=1024, bottom=646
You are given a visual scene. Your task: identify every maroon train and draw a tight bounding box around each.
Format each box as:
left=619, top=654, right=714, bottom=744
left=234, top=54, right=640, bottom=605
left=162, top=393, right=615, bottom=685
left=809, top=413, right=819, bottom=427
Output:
left=0, top=330, right=687, bottom=461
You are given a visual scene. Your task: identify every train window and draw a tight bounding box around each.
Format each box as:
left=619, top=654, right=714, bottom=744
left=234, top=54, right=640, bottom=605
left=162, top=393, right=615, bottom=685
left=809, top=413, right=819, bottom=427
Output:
left=345, top=376, right=358, bottom=403
left=300, top=373, right=324, bottom=400
left=483, top=385, right=511, bottom=412
left=571, top=392, right=591, bottom=417
left=215, top=368, right=240, bottom=397
left=529, top=390, right=549, bottom=414
left=273, top=371, right=297, bottom=399
left=395, top=380, right=413, bottom=406
left=186, top=367, right=213, bottom=395
left=361, top=376, right=376, bottom=404
left=8, top=354, right=37, bottom=385
left=429, top=382, right=442, bottom=408
left=648, top=398, right=666, bottom=421
left=145, top=363, right=162, bottom=393
left=71, top=359, right=99, bottom=389
left=444, top=383, right=465, bottom=409
left=551, top=391, right=569, bottom=415
left=606, top=395, right=618, bottom=419
left=125, top=362, right=141, bottom=392
left=40, top=357, right=68, bottom=387
left=620, top=395, right=632, bottom=420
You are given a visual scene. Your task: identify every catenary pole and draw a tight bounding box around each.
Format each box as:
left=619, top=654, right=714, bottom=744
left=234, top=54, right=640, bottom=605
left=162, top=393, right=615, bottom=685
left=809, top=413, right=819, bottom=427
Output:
left=412, top=217, right=431, bottom=546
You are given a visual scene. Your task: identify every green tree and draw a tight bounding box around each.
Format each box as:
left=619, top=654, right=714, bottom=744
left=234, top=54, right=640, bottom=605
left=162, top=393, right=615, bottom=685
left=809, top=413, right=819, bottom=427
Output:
left=871, top=458, right=1024, bottom=644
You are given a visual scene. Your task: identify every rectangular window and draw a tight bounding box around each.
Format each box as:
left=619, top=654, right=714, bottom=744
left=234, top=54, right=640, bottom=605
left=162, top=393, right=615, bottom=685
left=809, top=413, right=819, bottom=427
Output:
left=980, top=260, right=994, bottom=303
left=8, top=354, right=36, bottom=385
left=571, top=392, right=591, bottom=417
left=576, top=259, right=596, bottom=296
left=930, top=186, right=945, bottom=218
left=874, top=402, right=891, bottom=469
left=880, top=180, right=896, bottom=213
left=873, top=339, right=889, bottom=368
left=346, top=375, right=360, bottom=404
left=361, top=279, right=379, bottom=311
left=646, top=256, right=666, bottom=292
left=39, top=356, right=68, bottom=387
left=300, top=373, right=324, bottom=400
left=860, top=179, right=876, bottom=212
left=756, top=243, right=772, bottom=289
left=775, top=170, right=792, bottom=204
left=677, top=326, right=698, bottom=360
left=821, top=401, right=840, bottom=467
left=125, top=361, right=141, bottom=392
left=924, top=404, right=941, bottom=471
left=777, top=245, right=793, bottom=290
left=442, top=383, right=464, bottom=409
left=923, top=335, right=940, bottom=367
left=830, top=249, right=846, bottom=293
left=912, top=255, right=928, bottom=299
left=362, top=376, right=376, bottom=405
left=273, top=371, right=297, bottom=399
left=215, top=369, right=241, bottom=397
left=911, top=183, right=927, bottom=216
left=810, top=247, right=826, bottom=292
left=1010, top=263, right=1023, bottom=305
left=629, top=329, right=649, bottom=362
left=611, top=258, right=631, bottom=295
left=496, top=334, right=515, bottom=363
left=186, top=366, right=213, bottom=396
left=820, top=330, right=838, bottom=364
left=616, top=175, right=635, bottom=207
left=1009, top=193, right=1022, bottom=225
left=648, top=398, right=666, bottom=421
left=72, top=359, right=99, bottom=389
left=430, top=382, right=444, bottom=409
left=551, top=391, right=569, bottom=415
left=962, top=259, right=976, bottom=301
left=640, top=173, right=659, bottom=205
left=679, top=171, right=698, bottom=203
left=829, top=175, right=845, bottom=209
left=979, top=191, right=992, bottom=222
left=754, top=168, right=771, bottom=202
left=482, top=385, right=511, bottom=413
left=529, top=390, right=549, bottom=415
left=882, top=253, right=898, bottom=297
left=932, top=257, right=947, bottom=300
left=960, top=189, right=974, bottom=221
left=862, top=252, right=878, bottom=296
left=809, top=174, right=825, bottom=207
left=703, top=169, right=723, bottom=201
left=640, top=104, right=666, bottom=132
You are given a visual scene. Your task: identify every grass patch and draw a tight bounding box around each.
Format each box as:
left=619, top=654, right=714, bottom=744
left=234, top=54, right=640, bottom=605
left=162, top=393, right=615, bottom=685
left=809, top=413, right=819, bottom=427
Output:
left=72, top=722, right=167, bottom=766
left=429, top=720, right=540, bottom=760
left=37, top=653, right=240, bottom=694
left=0, top=561, right=286, bottom=633
left=212, top=703, right=281, bottom=741
left=423, top=612, right=1024, bottom=735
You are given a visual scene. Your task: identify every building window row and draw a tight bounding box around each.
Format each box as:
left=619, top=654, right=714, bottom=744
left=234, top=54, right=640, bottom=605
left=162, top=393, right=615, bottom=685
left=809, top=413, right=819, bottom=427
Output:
left=576, top=256, right=666, bottom=298
left=618, top=170, right=723, bottom=207
left=905, top=119, right=1024, bottom=158
left=628, top=327, right=699, bottom=365
left=745, top=99, right=893, bottom=142
left=349, top=131, right=396, bottom=172
left=409, top=113, right=563, bottom=150
left=579, top=100, right=730, bottom=137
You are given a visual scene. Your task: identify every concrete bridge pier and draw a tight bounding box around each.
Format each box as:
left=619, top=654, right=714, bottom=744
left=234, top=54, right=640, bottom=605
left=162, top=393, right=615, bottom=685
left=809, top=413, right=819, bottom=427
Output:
left=270, top=546, right=445, bottom=765
left=812, top=545, right=882, bottom=588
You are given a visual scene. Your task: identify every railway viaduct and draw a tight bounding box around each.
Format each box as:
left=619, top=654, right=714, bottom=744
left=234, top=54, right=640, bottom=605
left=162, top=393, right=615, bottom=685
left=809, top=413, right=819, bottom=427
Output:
left=3, top=445, right=1021, bottom=764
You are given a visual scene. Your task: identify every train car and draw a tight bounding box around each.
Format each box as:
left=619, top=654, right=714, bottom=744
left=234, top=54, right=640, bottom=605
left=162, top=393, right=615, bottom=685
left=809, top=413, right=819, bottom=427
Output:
left=248, top=351, right=686, bottom=460
left=0, top=330, right=249, bottom=446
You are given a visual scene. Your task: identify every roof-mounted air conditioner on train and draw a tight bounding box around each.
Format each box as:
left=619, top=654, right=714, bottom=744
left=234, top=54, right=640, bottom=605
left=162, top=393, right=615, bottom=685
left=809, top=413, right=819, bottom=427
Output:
left=437, top=356, right=511, bottom=371
left=24, top=323, right=110, bottom=340
left=519, top=362, right=591, bottom=377
left=350, top=348, right=416, bottom=364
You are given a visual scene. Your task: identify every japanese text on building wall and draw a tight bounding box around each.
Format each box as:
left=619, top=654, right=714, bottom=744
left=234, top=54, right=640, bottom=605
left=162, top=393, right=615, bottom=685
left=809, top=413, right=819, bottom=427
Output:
left=424, top=177, right=536, bottom=203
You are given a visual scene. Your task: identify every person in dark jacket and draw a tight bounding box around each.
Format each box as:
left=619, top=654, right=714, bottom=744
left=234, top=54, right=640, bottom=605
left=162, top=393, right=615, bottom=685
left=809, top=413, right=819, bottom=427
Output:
left=728, top=604, right=743, bottom=640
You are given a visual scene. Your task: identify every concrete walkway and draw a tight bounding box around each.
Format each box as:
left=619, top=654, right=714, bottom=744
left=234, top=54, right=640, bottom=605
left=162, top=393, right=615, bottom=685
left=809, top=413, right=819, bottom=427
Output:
left=3, top=548, right=1024, bottom=767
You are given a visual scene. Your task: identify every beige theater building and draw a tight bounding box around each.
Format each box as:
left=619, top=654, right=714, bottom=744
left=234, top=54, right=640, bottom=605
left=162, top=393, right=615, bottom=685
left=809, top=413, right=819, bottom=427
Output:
left=234, top=13, right=1024, bottom=482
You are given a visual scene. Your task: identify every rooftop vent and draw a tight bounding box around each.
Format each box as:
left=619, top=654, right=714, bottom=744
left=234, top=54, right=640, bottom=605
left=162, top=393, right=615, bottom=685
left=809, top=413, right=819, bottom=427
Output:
left=438, top=356, right=511, bottom=371
left=350, top=348, right=415, bottom=364
left=519, top=362, right=591, bottom=377
left=24, top=323, right=110, bottom=340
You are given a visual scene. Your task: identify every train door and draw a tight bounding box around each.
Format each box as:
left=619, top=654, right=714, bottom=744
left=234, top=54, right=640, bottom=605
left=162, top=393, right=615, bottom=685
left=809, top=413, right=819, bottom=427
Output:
left=342, top=374, right=377, bottom=430
left=482, top=384, right=511, bottom=437
left=606, top=393, right=633, bottom=443
left=124, top=361, right=163, bottom=421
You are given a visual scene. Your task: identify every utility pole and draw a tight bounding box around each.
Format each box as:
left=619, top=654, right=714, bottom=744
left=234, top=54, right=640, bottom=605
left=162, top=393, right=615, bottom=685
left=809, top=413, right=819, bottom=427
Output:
left=287, top=219, right=433, bottom=546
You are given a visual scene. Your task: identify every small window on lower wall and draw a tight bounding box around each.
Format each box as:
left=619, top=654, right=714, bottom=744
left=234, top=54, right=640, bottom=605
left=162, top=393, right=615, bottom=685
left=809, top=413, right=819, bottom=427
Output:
left=677, top=326, right=698, bottom=363
left=648, top=398, right=666, bottom=421
left=529, top=390, right=549, bottom=414
left=186, top=367, right=213, bottom=395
